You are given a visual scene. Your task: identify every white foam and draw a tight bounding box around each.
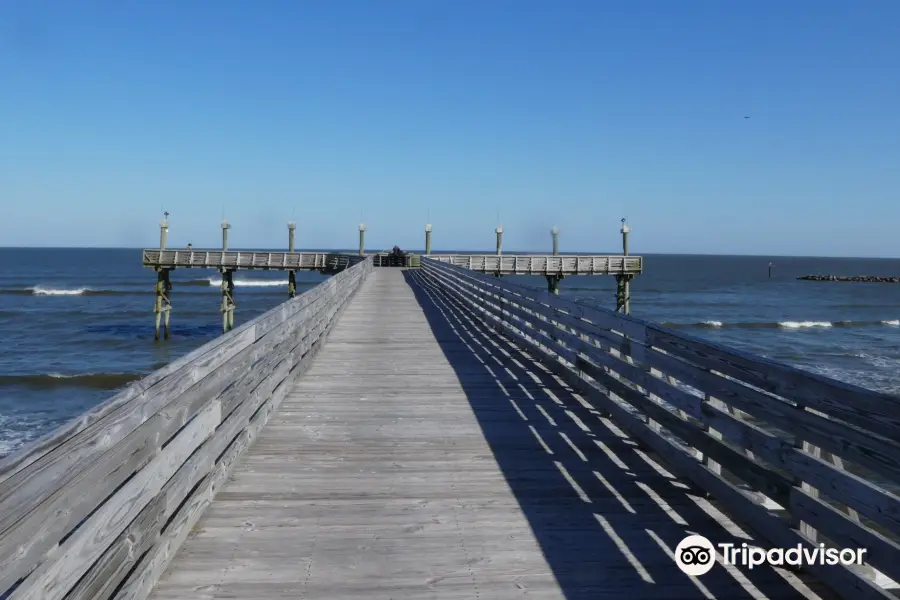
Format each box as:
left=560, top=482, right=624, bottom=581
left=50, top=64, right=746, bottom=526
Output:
left=778, top=321, right=833, bottom=329
left=702, top=320, right=723, bottom=327
left=882, top=319, right=900, bottom=326
left=0, top=414, right=32, bottom=457
left=29, top=286, right=88, bottom=296
left=207, top=278, right=286, bottom=287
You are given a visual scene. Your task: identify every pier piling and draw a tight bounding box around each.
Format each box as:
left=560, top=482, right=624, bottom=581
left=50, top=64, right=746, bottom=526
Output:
left=153, top=213, right=172, bottom=340
left=288, top=222, right=297, bottom=297
left=159, top=212, right=168, bottom=250
left=221, top=220, right=230, bottom=252
left=220, top=221, right=235, bottom=329
left=616, top=219, right=633, bottom=314
left=546, top=274, right=562, bottom=294
left=153, top=269, right=171, bottom=341
left=221, top=269, right=235, bottom=332
left=546, top=226, right=563, bottom=294
left=493, top=225, right=504, bottom=278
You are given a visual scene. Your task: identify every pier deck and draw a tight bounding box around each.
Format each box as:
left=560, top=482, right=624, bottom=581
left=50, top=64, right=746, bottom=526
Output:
left=149, top=269, right=832, bottom=600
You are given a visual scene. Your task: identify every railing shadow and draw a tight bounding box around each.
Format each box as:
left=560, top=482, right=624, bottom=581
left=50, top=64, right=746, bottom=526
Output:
left=403, top=269, right=840, bottom=600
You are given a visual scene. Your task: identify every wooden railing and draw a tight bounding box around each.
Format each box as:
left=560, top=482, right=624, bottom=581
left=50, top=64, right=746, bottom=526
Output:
left=421, top=257, right=900, bottom=600
left=141, top=249, right=364, bottom=272
left=0, top=257, right=374, bottom=600
left=427, top=253, right=643, bottom=275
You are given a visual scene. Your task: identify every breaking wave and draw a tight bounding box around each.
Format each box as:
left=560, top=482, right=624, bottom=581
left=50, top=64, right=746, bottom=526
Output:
left=1, top=287, right=145, bottom=296
left=204, top=277, right=287, bottom=287
left=1, top=279, right=302, bottom=295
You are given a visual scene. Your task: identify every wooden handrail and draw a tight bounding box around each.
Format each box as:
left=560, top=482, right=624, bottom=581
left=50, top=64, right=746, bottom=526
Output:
left=421, top=256, right=900, bottom=600
left=0, top=257, right=375, bottom=600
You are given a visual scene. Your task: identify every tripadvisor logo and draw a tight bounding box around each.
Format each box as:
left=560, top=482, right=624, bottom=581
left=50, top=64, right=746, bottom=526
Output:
left=675, top=535, right=717, bottom=576
left=674, top=535, right=867, bottom=576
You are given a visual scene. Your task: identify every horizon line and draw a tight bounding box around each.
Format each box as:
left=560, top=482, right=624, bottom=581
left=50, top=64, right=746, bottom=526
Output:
left=1, top=246, right=899, bottom=261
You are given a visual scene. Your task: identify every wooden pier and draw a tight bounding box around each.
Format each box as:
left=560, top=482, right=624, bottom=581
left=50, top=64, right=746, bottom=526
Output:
left=4, top=256, right=900, bottom=600
left=140, top=218, right=642, bottom=339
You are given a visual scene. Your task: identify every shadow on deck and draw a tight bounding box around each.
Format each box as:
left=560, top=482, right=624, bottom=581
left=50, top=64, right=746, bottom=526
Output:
left=403, top=269, right=837, bottom=600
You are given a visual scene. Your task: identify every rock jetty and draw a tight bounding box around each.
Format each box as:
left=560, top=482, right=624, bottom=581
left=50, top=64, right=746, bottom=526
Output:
left=799, top=275, right=900, bottom=283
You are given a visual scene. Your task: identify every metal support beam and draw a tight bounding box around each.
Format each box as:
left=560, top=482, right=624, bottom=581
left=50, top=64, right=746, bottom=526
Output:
left=221, top=269, right=236, bottom=332
left=153, top=268, right=172, bottom=341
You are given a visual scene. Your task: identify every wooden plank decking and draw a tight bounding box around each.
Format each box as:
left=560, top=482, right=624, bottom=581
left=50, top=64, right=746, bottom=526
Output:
left=148, top=269, right=836, bottom=600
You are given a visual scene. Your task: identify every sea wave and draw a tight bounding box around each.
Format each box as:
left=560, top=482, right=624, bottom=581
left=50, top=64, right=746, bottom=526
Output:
left=661, top=319, right=900, bottom=330
left=205, top=277, right=287, bottom=287
left=1, top=287, right=145, bottom=296
left=779, top=321, right=833, bottom=329
left=1, top=277, right=304, bottom=295
left=0, top=372, right=144, bottom=390
left=30, top=286, right=89, bottom=296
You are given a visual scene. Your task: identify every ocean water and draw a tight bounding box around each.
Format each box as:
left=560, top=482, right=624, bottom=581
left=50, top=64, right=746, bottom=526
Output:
left=1, top=248, right=899, bottom=458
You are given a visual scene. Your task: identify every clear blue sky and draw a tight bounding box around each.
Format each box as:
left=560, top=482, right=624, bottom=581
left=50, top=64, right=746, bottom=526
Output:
left=2, top=1, right=898, bottom=256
